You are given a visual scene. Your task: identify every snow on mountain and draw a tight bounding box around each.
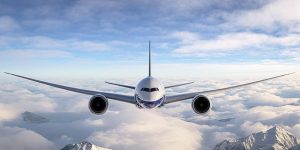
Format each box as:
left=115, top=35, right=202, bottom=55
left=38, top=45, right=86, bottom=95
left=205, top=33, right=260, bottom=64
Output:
left=214, top=126, right=299, bottom=150
left=61, top=141, right=111, bottom=150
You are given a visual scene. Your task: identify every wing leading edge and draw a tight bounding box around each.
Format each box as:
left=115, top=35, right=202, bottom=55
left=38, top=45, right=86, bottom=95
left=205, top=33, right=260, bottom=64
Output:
left=4, top=72, right=135, bottom=104
left=105, top=81, right=135, bottom=89
left=165, top=82, right=194, bottom=89
left=165, top=73, right=294, bottom=104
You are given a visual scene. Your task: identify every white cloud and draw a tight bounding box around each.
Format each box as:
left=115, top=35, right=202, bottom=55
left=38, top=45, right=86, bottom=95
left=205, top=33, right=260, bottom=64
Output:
left=243, top=92, right=298, bottom=106
left=87, top=110, right=202, bottom=150
left=171, top=31, right=199, bottom=43
left=0, top=49, right=73, bottom=58
left=0, top=125, right=56, bottom=150
left=0, top=104, right=18, bottom=121
left=0, top=75, right=300, bottom=149
left=228, top=0, right=300, bottom=31
left=0, top=83, right=57, bottom=121
left=158, top=0, right=209, bottom=16
left=291, top=124, right=300, bottom=139
left=84, top=118, right=104, bottom=126
left=281, top=48, right=300, bottom=62
left=0, top=16, right=19, bottom=32
left=172, top=31, right=300, bottom=55
left=23, top=19, right=69, bottom=30
left=240, top=121, right=271, bottom=135
left=156, top=63, right=299, bottom=79
left=0, top=35, right=111, bottom=53
left=66, top=0, right=121, bottom=21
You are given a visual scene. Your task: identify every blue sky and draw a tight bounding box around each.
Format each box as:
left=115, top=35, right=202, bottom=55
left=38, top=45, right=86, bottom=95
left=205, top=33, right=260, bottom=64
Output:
left=0, top=0, right=300, bottom=78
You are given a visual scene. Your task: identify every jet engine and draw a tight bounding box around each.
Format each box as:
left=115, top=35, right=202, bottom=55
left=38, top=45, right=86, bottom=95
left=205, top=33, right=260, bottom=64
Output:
left=89, top=95, right=108, bottom=115
left=192, top=95, right=211, bottom=114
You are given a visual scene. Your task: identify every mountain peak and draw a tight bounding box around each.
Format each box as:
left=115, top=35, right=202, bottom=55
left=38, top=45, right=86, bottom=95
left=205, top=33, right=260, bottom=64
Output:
left=214, top=126, right=299, bottom=150
left=22, top=111, right=49, bottom=123
left=269, top=126, right=288, bottom=134
left=61, top=141, right=111, bottom=150
left=265, top=126, right=297, bottom=149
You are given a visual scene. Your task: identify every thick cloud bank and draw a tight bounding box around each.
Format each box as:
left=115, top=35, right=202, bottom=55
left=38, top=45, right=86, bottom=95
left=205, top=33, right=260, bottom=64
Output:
left=0, top=75, right=299, bottom=150
left=0, top=125, right=55, bottom=150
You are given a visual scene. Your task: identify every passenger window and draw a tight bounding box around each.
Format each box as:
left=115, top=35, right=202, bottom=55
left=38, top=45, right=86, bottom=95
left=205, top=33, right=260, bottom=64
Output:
left=141, top=88, right=150, bottom=92
left=141, top=88, right=159, bottom=92
left=151, top=88, right=159, bottom=92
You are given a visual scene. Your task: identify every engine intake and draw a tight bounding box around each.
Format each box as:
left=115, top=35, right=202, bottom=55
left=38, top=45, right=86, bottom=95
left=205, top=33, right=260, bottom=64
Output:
left=89, top=95, right=108, bottom=115
left=192, top=95, right=211, bottom=114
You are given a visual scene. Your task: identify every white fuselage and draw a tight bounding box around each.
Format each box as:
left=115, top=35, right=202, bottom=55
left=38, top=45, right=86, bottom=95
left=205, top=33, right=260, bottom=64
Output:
left=135, top=77, right=166, bottom=108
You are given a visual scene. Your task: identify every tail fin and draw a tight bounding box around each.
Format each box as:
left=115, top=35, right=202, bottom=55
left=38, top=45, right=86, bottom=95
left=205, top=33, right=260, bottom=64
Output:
left=148, top=40, right=151, bottom=77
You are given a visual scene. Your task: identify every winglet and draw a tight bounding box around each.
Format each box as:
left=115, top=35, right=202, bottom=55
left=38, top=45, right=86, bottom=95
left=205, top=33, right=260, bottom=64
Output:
left=148, top=40, right=151, bottom=77
left=288, top=72, right=296, bottom=75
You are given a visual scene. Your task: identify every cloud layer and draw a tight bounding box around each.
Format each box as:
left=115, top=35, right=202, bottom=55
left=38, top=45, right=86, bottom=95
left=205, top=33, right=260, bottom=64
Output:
left=0, top=74, right=299, bottom=150
left=172, top=32, right=300, bottom=55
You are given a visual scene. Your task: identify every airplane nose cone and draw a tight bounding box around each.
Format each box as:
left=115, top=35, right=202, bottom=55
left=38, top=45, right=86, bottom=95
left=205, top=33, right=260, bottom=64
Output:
left=135, top=77, right=165, bottom=101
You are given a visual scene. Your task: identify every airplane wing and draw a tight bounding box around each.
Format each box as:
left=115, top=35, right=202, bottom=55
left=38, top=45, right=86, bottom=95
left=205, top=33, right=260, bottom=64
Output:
left=4, top=72, right=135, bottom=104
left=165, top=82, right=194, bottom=89
left=105, top=81, right=135, bottom=89
left=165, top=73, right=294, bottom=104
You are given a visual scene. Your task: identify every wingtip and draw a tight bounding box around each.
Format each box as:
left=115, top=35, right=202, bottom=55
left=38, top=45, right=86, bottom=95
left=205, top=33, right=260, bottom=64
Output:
left=4, top=72, right=19, bottom=77
left=286, top=72, right=296, bottom=75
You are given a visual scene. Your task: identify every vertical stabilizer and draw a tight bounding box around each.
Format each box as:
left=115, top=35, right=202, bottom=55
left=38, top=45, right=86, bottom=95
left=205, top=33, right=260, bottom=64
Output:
left=148, top=40, right=151, bottom=77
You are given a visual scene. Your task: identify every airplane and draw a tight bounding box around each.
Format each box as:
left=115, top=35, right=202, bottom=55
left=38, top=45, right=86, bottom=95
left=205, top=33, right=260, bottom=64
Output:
left=5, top=41, right=294, bottom=115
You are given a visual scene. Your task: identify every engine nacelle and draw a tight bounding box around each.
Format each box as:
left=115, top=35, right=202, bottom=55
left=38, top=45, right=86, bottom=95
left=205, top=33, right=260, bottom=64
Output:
left=89, top=95, right=108, bottom=115
left=192, top=95, right=211, bottom=114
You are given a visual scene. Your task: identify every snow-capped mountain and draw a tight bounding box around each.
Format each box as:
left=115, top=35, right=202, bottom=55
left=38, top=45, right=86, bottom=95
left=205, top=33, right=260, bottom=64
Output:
left=61, top=141, right=111, bottom=150
left=214, top=126, right=300, bottom=150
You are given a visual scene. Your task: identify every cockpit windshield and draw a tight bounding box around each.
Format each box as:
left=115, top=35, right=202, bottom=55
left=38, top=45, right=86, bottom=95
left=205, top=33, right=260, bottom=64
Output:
left=141, top=88, right=159, bottom=92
